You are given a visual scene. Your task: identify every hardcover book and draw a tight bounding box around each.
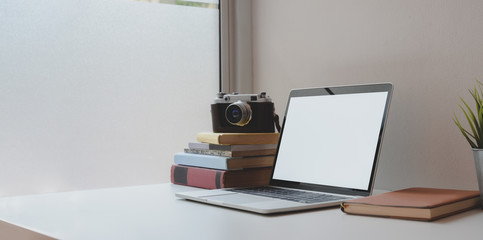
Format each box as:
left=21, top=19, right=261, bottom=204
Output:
left=196, top=132, right=280, bottom=145
left=188, top=142, right=278, bottom=151
left=184, top=148, right=277, bottom=157
left=171, top=165, right=272, bottom=189
left=340, top=187, right=480, bottom=221
left=173, top=152, right=275, bottom=170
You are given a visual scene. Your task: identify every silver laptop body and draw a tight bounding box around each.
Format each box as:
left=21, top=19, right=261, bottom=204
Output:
left=176, top=83, right=393, bottom=214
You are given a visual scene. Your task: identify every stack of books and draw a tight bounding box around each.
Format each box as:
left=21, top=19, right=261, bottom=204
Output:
left=171, top=132, right=280, bottom=189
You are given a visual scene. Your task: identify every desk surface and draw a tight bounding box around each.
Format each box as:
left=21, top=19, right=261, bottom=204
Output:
left=0, top=183, right=481, bottom=240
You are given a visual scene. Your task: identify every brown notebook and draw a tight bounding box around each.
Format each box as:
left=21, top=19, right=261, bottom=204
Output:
left=340, top=187, right=481, bottom=221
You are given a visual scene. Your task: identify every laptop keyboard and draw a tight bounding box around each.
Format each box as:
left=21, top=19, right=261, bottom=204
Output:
left=228, top=187, right=349, bottom=204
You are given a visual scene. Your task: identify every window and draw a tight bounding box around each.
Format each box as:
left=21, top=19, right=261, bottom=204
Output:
left=0, top=0, right=220, bottom=196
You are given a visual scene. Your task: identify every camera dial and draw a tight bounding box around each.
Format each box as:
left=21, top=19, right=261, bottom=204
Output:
left=225, top=100, right=252, bottom=126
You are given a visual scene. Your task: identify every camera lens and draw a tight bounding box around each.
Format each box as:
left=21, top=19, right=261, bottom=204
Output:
left=225, top=101, right=252, bottom=126
left=231, top=109, right=241, bottom=119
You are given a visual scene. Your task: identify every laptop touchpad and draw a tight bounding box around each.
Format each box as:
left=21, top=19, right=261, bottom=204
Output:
left=203, top=193, right=274, bottom=204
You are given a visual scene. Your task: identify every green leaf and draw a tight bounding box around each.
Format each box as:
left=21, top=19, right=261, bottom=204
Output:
left=461, top=97, right=480, bottom=132
left=454, top=114, right=476, bottom=138
left=454, top=115, right=477, bottom=148
left=469, top=88, right=481, bottom=110
left=454, top=80, right=483, bottom=148
left=459, top=102, right=479, bottom=143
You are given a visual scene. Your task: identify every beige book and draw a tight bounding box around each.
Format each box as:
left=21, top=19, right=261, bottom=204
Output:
left=196, top=132, right=280, bottom=145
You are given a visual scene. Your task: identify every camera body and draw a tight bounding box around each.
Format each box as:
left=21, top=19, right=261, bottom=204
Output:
left=211, top=92, right=275, bottom=133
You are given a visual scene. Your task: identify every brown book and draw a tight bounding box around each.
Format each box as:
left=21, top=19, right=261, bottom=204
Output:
left=196, top=132, right=280, bottom=145
left=340, top=188, right=480, bottom=221
left=171, top=165, right=272, bottom=189
left=188, top=142, right=278, bottom=151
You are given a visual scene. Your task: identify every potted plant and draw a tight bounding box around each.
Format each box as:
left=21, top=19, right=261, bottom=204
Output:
left=454, top=80, right=483, bottom=208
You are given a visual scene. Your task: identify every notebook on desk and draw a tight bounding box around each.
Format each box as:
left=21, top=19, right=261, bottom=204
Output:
left=176, top=83, right=393, bottom=214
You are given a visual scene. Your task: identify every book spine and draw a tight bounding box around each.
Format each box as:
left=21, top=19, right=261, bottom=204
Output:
left=188, top=142, right=234, bottom=151
left=196, top=132, right=280, bottom=145
left=184, top=148, right=233, bottom=157
left=174, top=153, right=229, bottom=170
left=171, top=165, right=224, bottom=189
left=188, top=142, right=278, bottom=151
left=196, top=133, right=222, bottom=144
left=187, top=142, right=211, bottom=150
left=184, top=148, right=277, bottom=157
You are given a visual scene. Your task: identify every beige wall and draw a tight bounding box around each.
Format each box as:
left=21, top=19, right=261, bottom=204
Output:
left=252, top=0, right=483, bottom=190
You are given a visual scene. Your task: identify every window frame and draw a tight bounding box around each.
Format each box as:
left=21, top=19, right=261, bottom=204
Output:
left=220, top=0, right=253, bottom=94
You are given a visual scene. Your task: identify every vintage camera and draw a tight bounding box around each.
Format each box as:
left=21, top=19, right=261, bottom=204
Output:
left=211, top=92, right=276, bottom=133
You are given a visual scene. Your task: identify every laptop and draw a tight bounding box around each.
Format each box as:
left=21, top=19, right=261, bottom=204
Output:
left=176, top=83, right=393, bottom=214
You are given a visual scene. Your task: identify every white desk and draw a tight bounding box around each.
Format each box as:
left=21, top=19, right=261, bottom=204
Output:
left=0, top=183, right=481, bottom=240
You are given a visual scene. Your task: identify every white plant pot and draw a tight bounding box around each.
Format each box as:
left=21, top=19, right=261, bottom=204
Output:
left=472, top=149, right=483, bottom=208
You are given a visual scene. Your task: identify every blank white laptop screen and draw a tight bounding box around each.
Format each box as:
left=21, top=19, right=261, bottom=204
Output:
left=272, top=91, right=388, bottom=190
